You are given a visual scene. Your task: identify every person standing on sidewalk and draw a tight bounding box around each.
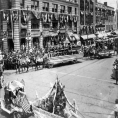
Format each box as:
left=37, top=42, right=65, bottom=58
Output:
left=114, top=63, right=118, bottom=84
left=114, top=99, right=118, bottom=118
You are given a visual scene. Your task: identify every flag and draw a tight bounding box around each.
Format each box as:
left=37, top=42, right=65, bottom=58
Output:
left=21, top=96, right=31, bottom=113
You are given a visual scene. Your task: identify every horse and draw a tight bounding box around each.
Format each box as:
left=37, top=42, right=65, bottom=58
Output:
left=32, top=55, right=44, bottom=70
left=14, top=55, right=30, bottom=73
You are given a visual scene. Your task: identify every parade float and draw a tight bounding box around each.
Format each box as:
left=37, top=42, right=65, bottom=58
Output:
left=0, top=80, right=34, bottom=118
left=0, top=79, right=82, bottom=118
left=31, top=78, right=82, bottom=118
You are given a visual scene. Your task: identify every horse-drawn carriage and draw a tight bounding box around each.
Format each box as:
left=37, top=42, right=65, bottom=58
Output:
left=0, top=79, right=82, bottom=118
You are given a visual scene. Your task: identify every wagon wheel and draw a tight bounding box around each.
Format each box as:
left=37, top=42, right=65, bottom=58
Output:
left=0, top=76, right=4, bottom=89
left=13, top=112, right=22, bottom=118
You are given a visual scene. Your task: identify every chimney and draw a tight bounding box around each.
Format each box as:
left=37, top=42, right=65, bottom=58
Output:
left=104, top=2, right=107, bottom=6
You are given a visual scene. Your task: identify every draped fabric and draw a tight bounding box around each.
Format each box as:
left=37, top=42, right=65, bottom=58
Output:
left=2, top=10, right=10, bottom=23
left=41, top=12, right=47, bottom=22
left=47, top=13, right=53, bottom=22
left=21, top=10, right=31, bottom=23
left=59, top=15, right=64, bottom=23
left=11, top=10, right=19, bottom=22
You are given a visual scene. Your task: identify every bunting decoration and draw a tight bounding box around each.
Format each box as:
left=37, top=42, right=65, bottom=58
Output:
left=42, top=13, right=47, bottom=22
left=11, top=10, right=19, bottom=22
left=32, top=11, right=40, bottom=19
left=22, top=10, right=30, bottom=23
left=59, top=15, right=63, bottom=23
left=54, top=14, right=58, bottom=20
left=47, top=13, right=52, bottom=22
left=2, top=10, right=10, bottom=23
left=64, top=15, right=67, bottom=22
left=70, top=15, right=73, bottom=21
left=73, top=16, right=77, bottom=23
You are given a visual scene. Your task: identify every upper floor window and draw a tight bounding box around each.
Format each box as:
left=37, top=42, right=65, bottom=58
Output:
left=20, top=0, right=24, bottom=9
left=43, top=2, right=49, bottom=12
left=60, top=5, right=65, bottom=13
left=68, top=7, right=72, bottom=14
left=31, top=0, right=39, bottom=10
left=52, top=4, right=58, bottom=12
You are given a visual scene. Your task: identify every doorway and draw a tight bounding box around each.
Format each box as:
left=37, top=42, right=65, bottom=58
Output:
left=8, top=39, right=14, bottom=51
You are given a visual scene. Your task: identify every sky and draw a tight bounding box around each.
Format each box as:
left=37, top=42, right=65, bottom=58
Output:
left=98, top=0, right=117, bottom=9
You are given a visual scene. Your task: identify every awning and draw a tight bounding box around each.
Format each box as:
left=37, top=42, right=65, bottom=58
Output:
left=73, top=34, right=80, bottom=40
left=50, top=32, right=58, bottom=37
left=81, top=34, right=96, bottom=40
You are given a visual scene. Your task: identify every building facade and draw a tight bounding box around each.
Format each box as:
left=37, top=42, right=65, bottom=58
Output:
left=79, top=0, right=96, bottom=36
left=95, top=1, right=114, bottom=32
left=116, top=0, right=118, bottom=30
left=0, top=0, right=80, bottom=52
left=0, top=0, right=115, bottom=52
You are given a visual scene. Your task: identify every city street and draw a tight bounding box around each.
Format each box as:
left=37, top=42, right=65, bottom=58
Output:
left=0, top=55, right=118, bottom=118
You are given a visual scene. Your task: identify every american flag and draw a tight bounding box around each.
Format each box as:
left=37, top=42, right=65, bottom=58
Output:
left=21, top=95, right=31, bottom=114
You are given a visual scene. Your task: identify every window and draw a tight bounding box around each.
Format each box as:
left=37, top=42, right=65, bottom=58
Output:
left=60, top=5, right=65, bottom=13
left=8, top=0, right=12, bottom=9
left=43, top=2, right=49, bottom=12
left=75, top=8, right=77, bottom=15
left=52, top=4, right=58, bottom=12
left=68, top=7, right=72, bottom=14
left=31, top=0, right=39, bottom=10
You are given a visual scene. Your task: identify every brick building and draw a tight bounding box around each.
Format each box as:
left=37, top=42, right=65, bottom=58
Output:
left=0, top=0, right=115, bottom=52
left=0, top=0, right=80, bottom=52
left=95, top=1, right=114, bottom=32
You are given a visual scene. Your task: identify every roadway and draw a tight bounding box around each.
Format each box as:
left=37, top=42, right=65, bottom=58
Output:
left=0, top=55, right=118, bottom=118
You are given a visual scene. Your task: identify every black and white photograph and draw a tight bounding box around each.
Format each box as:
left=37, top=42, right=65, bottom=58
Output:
left=0, top=0, right=118, bottom=118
